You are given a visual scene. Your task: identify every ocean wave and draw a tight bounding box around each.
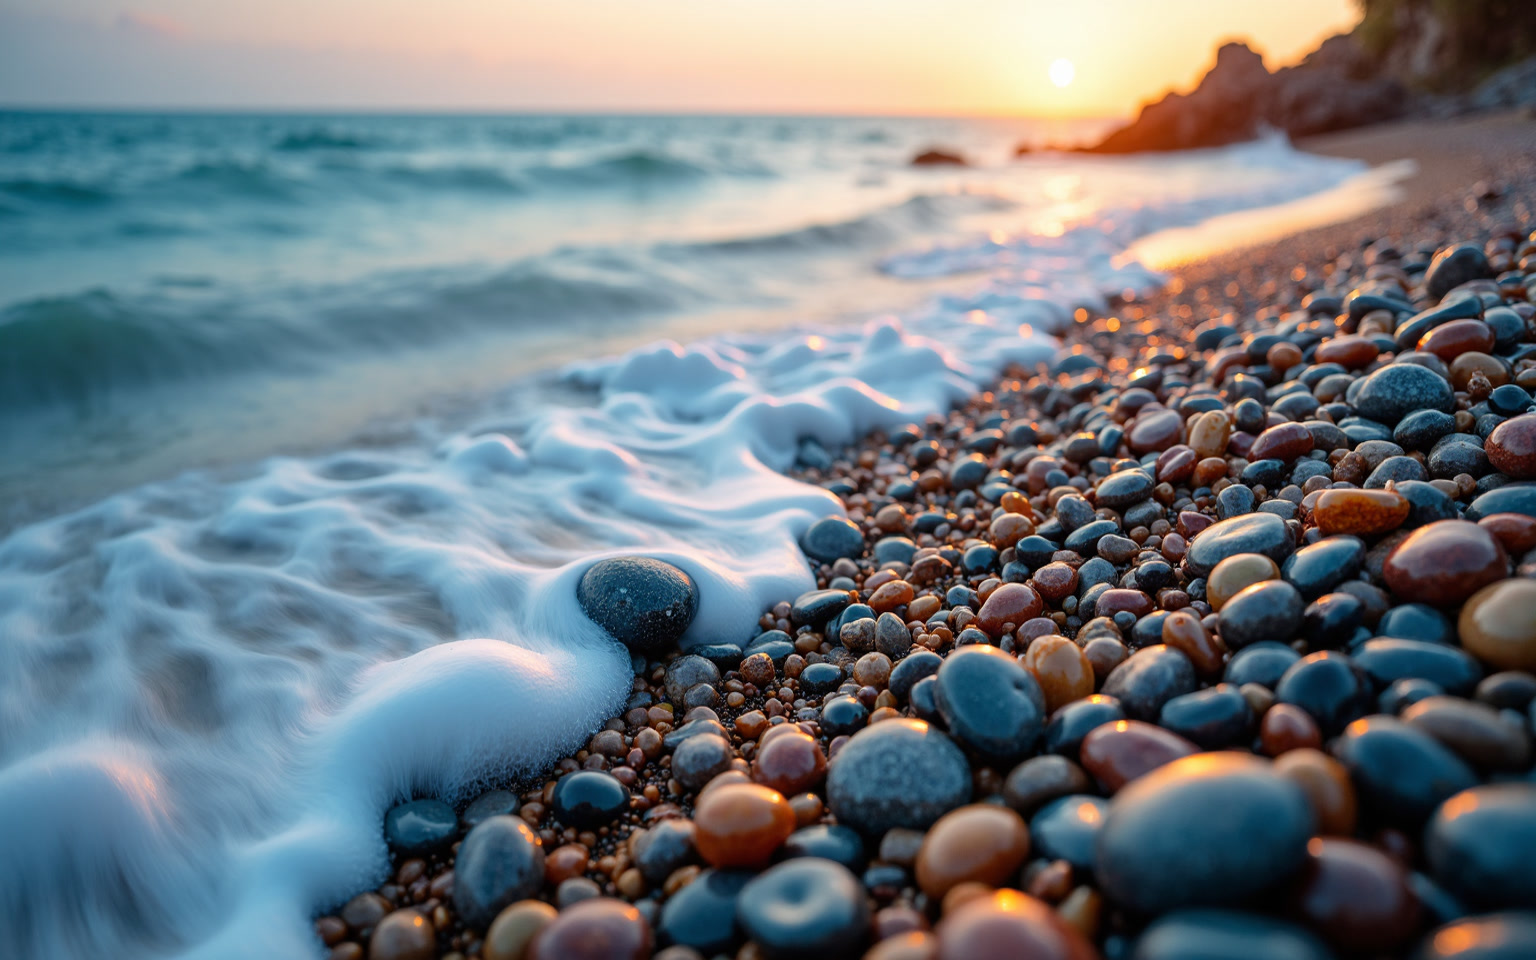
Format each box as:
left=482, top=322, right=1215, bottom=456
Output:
left=380, top=163, right=527, bottom=195
left=0, top=258, right=695, bottom=410
left=678, top=190, right=1017, bottom=256
left=274, top=128, right=378, bottom=152
left=172, top=160, right=299, bottom=200
left=0, top=175, right=115, bottom=207
left=527, top=149, right=710, bottom=187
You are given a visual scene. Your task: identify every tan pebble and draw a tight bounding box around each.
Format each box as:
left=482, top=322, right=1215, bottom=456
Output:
left=483, top=900, right=557, bottom=960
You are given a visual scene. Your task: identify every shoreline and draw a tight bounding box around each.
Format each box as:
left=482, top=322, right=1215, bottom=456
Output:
left=310, top=119, right=1536, bottom=960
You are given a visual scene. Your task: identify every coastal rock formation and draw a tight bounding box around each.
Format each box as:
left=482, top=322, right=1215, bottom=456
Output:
left=1084, top=40, right=1405, bottom=154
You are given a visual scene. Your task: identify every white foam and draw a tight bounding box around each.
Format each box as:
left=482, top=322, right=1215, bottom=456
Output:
left=0, top=136, right=1368, bottom=958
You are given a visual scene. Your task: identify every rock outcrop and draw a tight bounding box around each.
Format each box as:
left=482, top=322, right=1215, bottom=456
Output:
left=1083, top=39, right=1406, bottom=154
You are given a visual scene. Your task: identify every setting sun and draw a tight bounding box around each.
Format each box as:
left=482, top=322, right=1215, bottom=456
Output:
left=1050, top=58, right=1076, bottom=88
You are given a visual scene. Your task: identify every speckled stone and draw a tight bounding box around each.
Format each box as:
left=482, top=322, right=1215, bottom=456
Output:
left=934, top=646, right=1047, bottom=761
left=826, top=719, right=970, bottom=835
left=1353, top=363, right=1456, bottom=426
left=577, top=556, right=699, bottom=655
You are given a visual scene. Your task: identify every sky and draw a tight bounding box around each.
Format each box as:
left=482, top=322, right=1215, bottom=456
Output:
left=0, top=1, right=1362, bottom=116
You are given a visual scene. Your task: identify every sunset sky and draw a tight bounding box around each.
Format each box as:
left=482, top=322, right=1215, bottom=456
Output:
left=1, top=1, right=1361, bottom=116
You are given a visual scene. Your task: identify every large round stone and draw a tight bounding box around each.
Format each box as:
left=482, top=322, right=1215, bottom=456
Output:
left=801, top=517, right=865, bottom=562
left=1426, top=783, right=1536, bottom=910
left=934, top=646, right=1047, bottom=761
left=656, top=868, right=751, bottom=955
left=1332, top=716, right=1477, bottom=828
left=384, top=798, right=457, bottom=858
left=826, top=718, right=971, bottom=835
left=1382, top=520, right=1508, bottom=607
left=1131, top=909, right=1332, bottom=960
left=1185, top=513, right=1294, bottom=577
left=1100, top=645, right=1198, bottom=722
left=736, top=858, right=869, bottom=960
left=453, top=815, right=547, bottom=930
left=577, top=556, right=699, bottom=654
left=1353, top=363, right=1455, bottom=426
left=1095, top=753, right=1313, bottom=915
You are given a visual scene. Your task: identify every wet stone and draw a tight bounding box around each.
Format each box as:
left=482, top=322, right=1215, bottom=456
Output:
left=935, top=889, right=1098, bottom=960
left=1333, top=716, right=1477, bottom=828
left=673, top=733, right=736, bottom=791
left=454, top=815, right=547, bottom=930
left=1288, top=838, right=1421, bottom=954
left=1100, top=645, right=1199, bottom=722
left=1132, top=910, right=1332, bottom=960
left=1460, top=579, right=1536, bottom=671
left=1415, top=913, right=1536, bottom=959
left=694, top=782, right=796, bottom=868
left=1403, top=695, right=1531, bottom=770
left=528, top=898, right=651, bottom=960
left=1081, top=719, right=1198, bottom=791
left=1425, top=242, right=1491, bottom=298
left=1158, top=685, right=1255, bottom=749
left=656, top=868, right=752, bottom=955
left=1185, top=513, right=1294, bottom=577
left=1207, top=553, right=1281, bottom=610
left=1466, top=482, right=1536, bottom=520
left=577, top=556, right=699, bottom=655
left=737, top=858, right=869, bottom=960
left=1096, top=753, right=1314, bottom=915
left=1487, top=414, right=1536, bottom=479
left=915, top=803, right=1030, bottom=898
left=1426, top=783, right=1536, bottom=910
left=1043, top=695, right=1126, bottom=758
left=1354, top=638, right=1483, bottom=697
left=790, top=589, right=852, bottom=628
left=666, top=655, right=721, bottom=703
left=369, top=910, right=435, bottom=960
left=1275, top=652, right=1374, bottom=736
left=935, top=645, right=1047, bottom=761
left=801, top=517, right=866, bottom=563
left=1394, top=409, right=1458, bottom=451
left=552, top=771, right=630, bottom=830
left=634, top=819, right=700, bottom=884
left=975, top=583, right=1043, bottom=637
left=1301, top=592, right=1364, bottom=649
left=1096, top=469, right=1154, bottom=508
left=780, top=823, right=866, bottom=873
left=1003, top=753, right=1094, bottom=817
left=1378, top=603, right=1453, bottom=643
left=1218, top=580, right=1303, bottom=651
left=1224, top=642, right=1301, bottom=689
left=1031, top=795, right=1110, bottom=872
left=1352, top=363, right=1456, bottom=426
left=1311, top=488, right=1409, bottom=536
left=826, top=719, right=970, bottom=835
left=887, top=649, right=942, bottom=702
left=384, top=799, right=457, bottom=858
left=1382, top=520, right=1508, bottom=606
left=462, top=789, right=519, bottom=831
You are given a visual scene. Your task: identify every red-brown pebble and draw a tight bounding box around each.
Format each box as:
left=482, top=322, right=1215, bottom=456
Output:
left=1478, top=512, right=1536, bottom=555
left=1487, top=413, right=1536, bottom=479
left=1418, top=319, right=1495, bottom=361
left=935, top=890, right=1098, bottom=960
left=976, top=583, right=1043, bottom=637
left=1274, top=748, right=1357, bottom=836
left=1382, top=519, right=1509, bottom=606
left=1288, top=838, right=1420, bottom=953
left=1312, top=488, right=1410, bottom=536
left=1261, top=703, right=1323, bottom=756
left=916, top=805, right=1031, bottom=899
left=1251, top=422, right=1314, bottom=462
left=1031, top=562, right=1078, bottom=602
left=368, top=910, right=434, bottom=960
left=693, top=783, right=795, bottom=867
left=528, top=898, right=651, bottom=960
left=751, top=730, right=826, bottom=796
left=1094, top=589, right=1153, bottom=620
left=1161, top=610, right=1225, bottom=677
left=1314, top=335, right=1378, bottom=369
left=1128, top=406, right=1183, bottom=454
left=870, top=580, right=916, bottom=613
left=1079, top=720, right=1197, bottom=792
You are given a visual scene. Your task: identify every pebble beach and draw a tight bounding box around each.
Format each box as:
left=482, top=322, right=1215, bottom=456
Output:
left=315, top=117, right=1536, bottom=960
